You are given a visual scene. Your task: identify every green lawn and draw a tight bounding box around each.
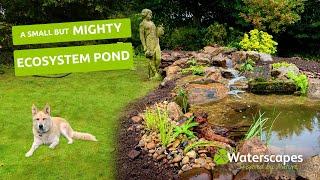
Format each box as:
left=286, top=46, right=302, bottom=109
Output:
left=0, top=57, right=158, bottom=179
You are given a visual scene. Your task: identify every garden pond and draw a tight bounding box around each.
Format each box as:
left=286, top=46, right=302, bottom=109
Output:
left=191, top=93, right=320, bottom=158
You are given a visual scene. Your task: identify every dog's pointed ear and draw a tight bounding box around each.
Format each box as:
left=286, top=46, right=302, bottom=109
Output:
left=32, top=104, right=38, bottom=116
left=43, top=103, right=51, bottom=115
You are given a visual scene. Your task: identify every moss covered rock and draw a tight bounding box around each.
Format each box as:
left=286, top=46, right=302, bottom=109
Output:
left=248, top=80, right=297, bottom=94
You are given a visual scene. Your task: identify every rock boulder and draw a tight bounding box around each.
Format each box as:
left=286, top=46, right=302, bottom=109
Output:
left=186, top=83, right=228, bottom=105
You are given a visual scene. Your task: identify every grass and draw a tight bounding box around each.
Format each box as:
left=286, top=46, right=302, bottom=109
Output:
left=0, top=57, right=158, bottom=179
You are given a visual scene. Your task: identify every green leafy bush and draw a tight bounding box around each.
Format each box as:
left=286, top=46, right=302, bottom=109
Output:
left=272, top=62, right=294, bottom=69
left=240, top=0, right=305, bottom=33
left=239, top=29, right=278, bottom=54
left=287, top=71, right=309, bottom=95
left=168, top=27, right=205, bottom=50
left=240, top=58, right=255, bottom=72
left=204, top=22, right=227, bottom=46
left=173, top=117, right=198, bottom=139
left=226, top=27, right=244, bottom=49
left=181, top=65, right=205, bottom=76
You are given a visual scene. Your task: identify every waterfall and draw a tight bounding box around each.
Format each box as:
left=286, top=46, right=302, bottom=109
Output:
left=226, top=58, right=246, bottom=98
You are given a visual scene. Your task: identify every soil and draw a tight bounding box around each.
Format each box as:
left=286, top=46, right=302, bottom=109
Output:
left=117, top=80, right=178, bottom=180
left=273, top=57, right=320, bottom=77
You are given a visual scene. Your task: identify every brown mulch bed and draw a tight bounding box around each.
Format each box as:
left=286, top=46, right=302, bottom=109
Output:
left=116, top=80, right=178, bottom=180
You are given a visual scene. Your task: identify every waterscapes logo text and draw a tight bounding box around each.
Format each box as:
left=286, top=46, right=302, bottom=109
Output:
left=227, top=153, right=303, bottom=165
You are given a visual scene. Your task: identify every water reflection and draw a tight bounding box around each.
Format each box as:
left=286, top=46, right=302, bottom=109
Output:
left=191, top=93, right=320, bottom=157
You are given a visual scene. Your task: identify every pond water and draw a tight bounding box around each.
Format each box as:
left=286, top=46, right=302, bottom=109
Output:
left=191, top=94, right=320, bottom=158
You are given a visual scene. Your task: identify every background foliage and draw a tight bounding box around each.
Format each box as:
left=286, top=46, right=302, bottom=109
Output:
left=0, top=0, right=319, bottom=64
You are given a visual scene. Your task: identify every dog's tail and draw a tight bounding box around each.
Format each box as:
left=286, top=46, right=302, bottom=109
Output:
left=72, top=131, right=97, bottom=141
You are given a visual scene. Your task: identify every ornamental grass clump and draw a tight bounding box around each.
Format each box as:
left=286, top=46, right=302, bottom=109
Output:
left=144, top=104, right=176, bottom=147
left=144, top=107, right=159, bottom=131
left=156, top=105, right=175, bottom=147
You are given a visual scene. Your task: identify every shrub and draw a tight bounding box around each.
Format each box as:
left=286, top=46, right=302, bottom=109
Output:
left=204, top=22, right=227, bottom=46
left=226, top=27, right=244, bottom=49
left=239, top=29, right=278, bottom=54
left=168, top=27, right=205, bottom=50
left=129, top=13, right=143, bottom=54
left=240, top=0, right=305, bottom=33
left=287, top=71, right=309, bottom=95
left=187, top=58, right=197, bottom=66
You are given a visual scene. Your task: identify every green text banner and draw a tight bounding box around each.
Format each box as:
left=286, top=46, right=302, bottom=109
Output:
left=12, top=19, right=131, bottom=45
left=14, top=43, right=133, bottom=76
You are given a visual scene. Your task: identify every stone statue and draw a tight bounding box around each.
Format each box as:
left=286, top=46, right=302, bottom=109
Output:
left=139, top=9, right=164, bottom=79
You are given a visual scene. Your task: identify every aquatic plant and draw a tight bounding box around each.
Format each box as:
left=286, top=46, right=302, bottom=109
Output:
left=239, top=58, right=255, bottom=72
left=245, top=111, right=269, bottom=140
left=177, top=88, right=188, bottom=113
left=245, top=111, right=279, bottom=145
left=265, top=110, right=281, bottom=145
left=287, top=71, right=309, bottom=95
left=173, top=117, right=198, bottom=139
left=184, top=140, right=226, bottom=153
left=181, top=65, right=205, bottom=76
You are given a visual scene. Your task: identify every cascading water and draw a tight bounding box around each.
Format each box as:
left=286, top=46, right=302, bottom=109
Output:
left=225, top=58, right=246, bottom=98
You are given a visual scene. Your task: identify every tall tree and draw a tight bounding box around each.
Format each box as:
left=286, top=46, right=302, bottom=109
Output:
left=240, top=0, right=305, bottom=33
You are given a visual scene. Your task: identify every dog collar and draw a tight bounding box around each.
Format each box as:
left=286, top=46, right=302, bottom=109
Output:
left=38, top=130, right=48, bottom=137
